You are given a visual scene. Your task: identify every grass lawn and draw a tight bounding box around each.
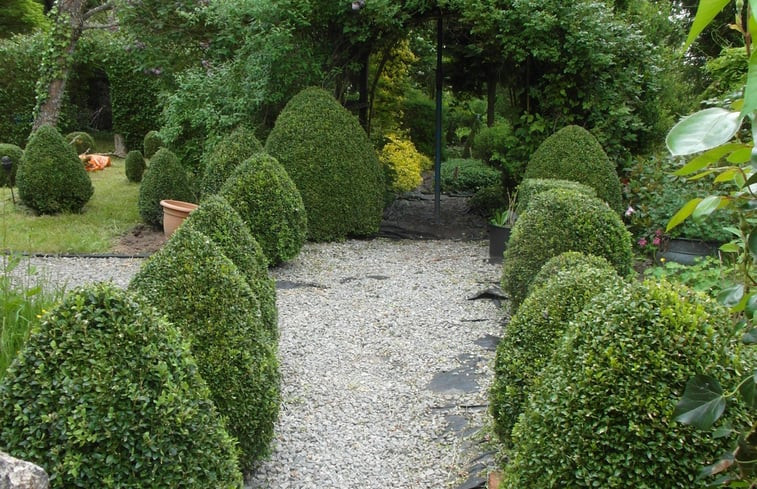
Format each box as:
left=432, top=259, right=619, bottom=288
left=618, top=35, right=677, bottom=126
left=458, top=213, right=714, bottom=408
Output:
left=0, top=156, right=142, bottom=254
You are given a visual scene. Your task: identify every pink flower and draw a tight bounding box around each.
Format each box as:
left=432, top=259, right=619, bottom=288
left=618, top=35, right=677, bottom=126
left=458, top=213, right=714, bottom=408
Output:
left=638, top=238, right=648, bottom=247
left=655, top=229, right=663, bottom=237
left=625, top=206, right=635, bottom=217
left=652, top=236, right=661, bottom=246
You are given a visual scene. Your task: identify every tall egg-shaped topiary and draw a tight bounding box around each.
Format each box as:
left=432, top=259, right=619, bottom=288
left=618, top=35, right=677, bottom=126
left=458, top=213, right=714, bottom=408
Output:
left=124, top=149, right=146, bottom=183
left=138, top=148, right=195, bottom=228
left=265, top=87, right=385, bottom=241
left=523, top=125, right=623, bottom=214
left=17, top=125, right=93, bottom=214
left=200, top=126, right=263, bottom=197
left=502, top=280, right=754, bottom=489
left=502, top=188, right=632, bottom=310
left=143, top=130, right=164, bottom=159
left=183, top=195, right=278, bottom=337
left=0, top=143, right=23, bottom=187
left=0, top=283, right=242, bottom=488
left=129, top=226, right=280, bottom=469
left=221, top=153, right=307, bottom=265
left=490, top=254, right=623, bottom=446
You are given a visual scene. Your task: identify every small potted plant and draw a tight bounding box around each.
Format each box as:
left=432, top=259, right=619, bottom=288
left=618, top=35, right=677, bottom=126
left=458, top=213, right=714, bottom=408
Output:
left=488, top=190, right=517, bottom=263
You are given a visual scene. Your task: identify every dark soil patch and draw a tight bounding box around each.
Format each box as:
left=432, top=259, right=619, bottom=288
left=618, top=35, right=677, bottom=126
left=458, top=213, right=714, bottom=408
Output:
left=112, top=191, right=486, bottom=255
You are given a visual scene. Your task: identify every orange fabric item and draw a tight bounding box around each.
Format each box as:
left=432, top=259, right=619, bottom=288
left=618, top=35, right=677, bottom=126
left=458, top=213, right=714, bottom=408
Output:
left=79, top=153, right=111, bottom=172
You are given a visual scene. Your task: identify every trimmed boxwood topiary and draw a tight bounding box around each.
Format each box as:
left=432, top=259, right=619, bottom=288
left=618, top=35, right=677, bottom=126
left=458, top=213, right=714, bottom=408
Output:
left=221, top=153, right=307, bottom=265
left=515, top=177, right=596, bottom=216
left=0, top=283, right=242, bottom=488
left=143, top=130, right=164, bottom=159
left=502, top=188, right=632, bottom=310
left=183, top=195, right=277, bottom=337
left=502, top=280, right=754, bottom=489
left=0, top=143, right=23, bottom=187
left=64, top=131, right=95, bottom=154
left=124, top=149, right=146, bottom=183
left=17, top=125, right=93, bottom=214
left=129, top=226, right=280, bottom=469
left=490, top=255, right=623, bottom=445
left=523, top=125, right=623, bottom=214
left=265, top=87, right=385, bottom=241
left=138, top=148, right=195, bottom=228
left=440, top=158, right=502, bottom=193
left=528, top=250, right=616, bottom=294
left=200, top=126, right=263, bottom=197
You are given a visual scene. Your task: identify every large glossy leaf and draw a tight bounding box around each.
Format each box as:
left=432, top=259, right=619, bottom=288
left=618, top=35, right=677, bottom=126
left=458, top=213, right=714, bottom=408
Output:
left=674, top=374, right=726, bottom=429
left=675, top=143, right=748, bottom=176
left=739, top=371, right=757, bottom=408
left=718, top=283, right=745, bottom=307
left=750, top=228, right=757, bottom=259
left=746, top=293, right=757, bottom=321
left=697, top=453, right=734, bottom=481
left=667, top=108, right=744, bottom=156
left=742, top=51, right=757, bottom=118
left=684, top=0, right=731, bottom=50
left=693, top=195, right=723, bottom=218
left=667, top=198, right=702, bottom=231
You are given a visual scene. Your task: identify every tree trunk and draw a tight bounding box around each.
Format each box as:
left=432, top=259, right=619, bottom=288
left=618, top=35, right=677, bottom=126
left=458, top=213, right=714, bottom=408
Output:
left=32, top=0, right=87, bottom=132
left=113, top=133, right=126, bottom=157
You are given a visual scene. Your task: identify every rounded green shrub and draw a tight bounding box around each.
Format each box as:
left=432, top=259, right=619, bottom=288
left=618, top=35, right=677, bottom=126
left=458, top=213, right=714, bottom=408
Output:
left=516, top=177, right=596, bottom=215
left=64, top=131, right=95, bottom=155
left=265, top=87, right=385, bottom=241
left=378, top=134, right=429, bottom=193
left=441, top=158, right=502, bottom=193
left=129, top=226, right=280, bottom=469
left=124, top=149, right=146, bottom=183
left=143, top=130, right=164, bottom=159
left=221, top=153, right=307, bottom=265
left=138, top=148, right=195, bottom=228
left=502, top=280, right=753, bottom=489
left=200, top=126, right=263, bottom=197
left=0, top=143, right=23, bottom=187
left=490, top=257, right=623, bottom=445
left=469, top=183, right=507, bottom=218
left=529, top=250, right=616, bottom=293
left=523, top=125, right=623, bottom=214
left=0, top=283, right=242, bottom=488
left=501, top=188, right=632, bottom=310
left=17, top=125, right=93, bottom=214
left=183, top=195, right=277, bottom=337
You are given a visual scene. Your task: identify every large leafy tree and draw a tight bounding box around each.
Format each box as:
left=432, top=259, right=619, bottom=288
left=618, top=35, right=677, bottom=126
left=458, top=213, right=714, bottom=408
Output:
left=0, top=0, right=47, bottom=37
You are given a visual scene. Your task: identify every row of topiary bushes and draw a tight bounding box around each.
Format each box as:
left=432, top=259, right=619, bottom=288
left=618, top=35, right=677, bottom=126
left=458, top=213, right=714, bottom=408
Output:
left=490, top=125, right=755, bottom=488
left=0, top=195, right=281, bottom=487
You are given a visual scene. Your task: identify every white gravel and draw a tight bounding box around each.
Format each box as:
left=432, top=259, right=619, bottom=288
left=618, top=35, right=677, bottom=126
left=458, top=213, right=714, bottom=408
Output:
left=7, top=239, right=504, bottom=489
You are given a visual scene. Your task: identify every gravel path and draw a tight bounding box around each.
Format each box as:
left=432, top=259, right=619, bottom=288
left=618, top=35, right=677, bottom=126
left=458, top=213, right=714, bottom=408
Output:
left=9, top=239, right=504, bottom=488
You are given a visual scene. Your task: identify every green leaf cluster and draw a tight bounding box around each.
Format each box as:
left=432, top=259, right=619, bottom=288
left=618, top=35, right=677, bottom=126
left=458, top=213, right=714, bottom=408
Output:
left=124, top=150, right=146, bottom=183
left=200, top=126, right=263, bottom=198
left=220, top=153, right=307, bottom=265
left=491, top=253, right=622, bottom=445
left=17, top=125, right=93, bottom=214
left=523, top=125, right=624, bottom=214
left=0, top=143, right=23, bottom=188
left=137, top=148, right=195, bottom=228
left=129, top=226, right=280, bottom=469
left=265, top=87, right=385, bottom=242
left=501, top=188, right=632, bottom=310
left=0, top=283, right=243, bottom=488
left=0, top=33, right=42, bottom=146
left=183, top=195, right=277, bottom=337
left=440, top=158, right=501, bottom=194
left=502, top=280, right=752, bottom=489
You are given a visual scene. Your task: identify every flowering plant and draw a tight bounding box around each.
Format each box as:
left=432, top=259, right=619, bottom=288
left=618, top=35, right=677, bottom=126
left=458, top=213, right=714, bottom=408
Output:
left=636, top=227, right=665, bottom=258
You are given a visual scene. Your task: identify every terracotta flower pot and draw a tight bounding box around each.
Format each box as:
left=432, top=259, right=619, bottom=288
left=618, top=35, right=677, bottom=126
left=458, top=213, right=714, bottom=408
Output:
left=160, top=200, right=198, bottom=237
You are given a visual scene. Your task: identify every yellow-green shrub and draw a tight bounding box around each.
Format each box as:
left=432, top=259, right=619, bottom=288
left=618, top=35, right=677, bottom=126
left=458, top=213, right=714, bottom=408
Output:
left=379, top=134, right=429, bottom=193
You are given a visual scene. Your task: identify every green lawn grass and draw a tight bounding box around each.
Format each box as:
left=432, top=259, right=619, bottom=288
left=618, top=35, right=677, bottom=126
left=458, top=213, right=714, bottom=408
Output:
left=0, top=157, right=142, bottom=253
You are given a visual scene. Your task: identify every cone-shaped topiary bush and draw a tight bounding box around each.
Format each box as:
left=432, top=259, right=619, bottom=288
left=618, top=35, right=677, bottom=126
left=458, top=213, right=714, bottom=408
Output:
left=183, top=195, right=277, bottom=337
left=266, top=87, right=385, bottom=241
left=143, top=130, right=164, bottom=159
left=502, top=188, right=632, bottom=310
left=502, top=280, right=754, bottom=489
left=221, top=153, right=307, bottom=265
left=490, top=254, right=623, bottom=445
left=515, top=177, right=596, bottom=216
left=129, top=226, right=280, bottom=469
left=64, top=131, right=95, bottom=154
left=0, top=283, right=242, bottom=488
left=124, top=149, right=146, bottom=183
left=138, top=148, right=195, bottom=228
left=523, top=125, right=623, bottom=214
left=0, top=143, right=23, bottom=187
left=200, top=126, right=263, bottom=197
left=17, top=125, right=93, bottom=214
